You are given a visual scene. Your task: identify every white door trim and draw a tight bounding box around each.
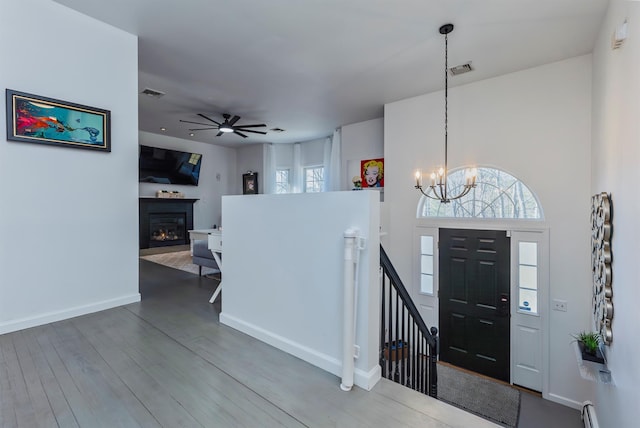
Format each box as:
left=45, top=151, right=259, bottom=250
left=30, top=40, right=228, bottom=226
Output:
left=413, top=218, right=549, bottom=395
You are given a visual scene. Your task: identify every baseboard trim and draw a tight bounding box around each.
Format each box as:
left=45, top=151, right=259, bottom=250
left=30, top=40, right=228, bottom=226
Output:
left=0, top=293, right=141, bottom=335
left=220, top=312, right=380, bottom=391
left=545, top=392, right=583, bottom=410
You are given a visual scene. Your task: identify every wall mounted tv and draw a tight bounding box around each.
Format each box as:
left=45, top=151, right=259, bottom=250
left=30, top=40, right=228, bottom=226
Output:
left=139, top=145, right=202, bottom=186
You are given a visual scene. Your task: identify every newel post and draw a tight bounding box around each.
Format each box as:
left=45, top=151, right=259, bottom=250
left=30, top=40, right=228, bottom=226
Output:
left=429, top=326, right=439, bottom=398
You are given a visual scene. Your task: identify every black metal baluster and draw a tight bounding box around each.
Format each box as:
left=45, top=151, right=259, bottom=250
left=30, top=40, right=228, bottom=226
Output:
left=380, top=271, right=386, bottom=377
left=388, top=271, right=393, bottom=379
left=413, top=313, right=417, bottom=387
left=378, top=245, right=438, bottom=397
left=400, top=304, right=407, bottom=385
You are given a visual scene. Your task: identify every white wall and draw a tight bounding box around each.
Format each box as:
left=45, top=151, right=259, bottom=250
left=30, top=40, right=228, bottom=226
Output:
left=236, top=144, right=263, bottom=194
left=591, top=1, right=640, bottom=426
left=220, top=191, right=381, bottom=390
left=0, top=0, right=139, bottom=333
left=138, top=132, right=237, bottom=229
left=299, top=137, right=327, bottom=166
left=342, top=118, right=384, bottom=191
left=274, top=138, right=330, bottom=170
left=341, top=118, right=388, bottom=243
left=384, top=56, right=593, bottom=406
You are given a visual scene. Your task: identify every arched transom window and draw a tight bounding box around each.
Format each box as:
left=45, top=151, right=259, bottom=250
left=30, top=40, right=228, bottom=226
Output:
left=418, top=167, right=543, bottom=219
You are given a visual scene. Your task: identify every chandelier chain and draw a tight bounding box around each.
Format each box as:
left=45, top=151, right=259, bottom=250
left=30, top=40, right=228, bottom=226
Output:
left=414, top=23, right=477, bottom=203
left=444, top=31, right=449, bottom=201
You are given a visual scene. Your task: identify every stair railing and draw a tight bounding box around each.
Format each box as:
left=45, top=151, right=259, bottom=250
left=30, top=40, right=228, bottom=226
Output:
left=380, top=245, right=438, bottom=397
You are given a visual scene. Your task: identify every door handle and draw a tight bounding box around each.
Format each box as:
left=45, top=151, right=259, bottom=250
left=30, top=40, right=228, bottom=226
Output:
left=498, top=293, right=509, bottom=317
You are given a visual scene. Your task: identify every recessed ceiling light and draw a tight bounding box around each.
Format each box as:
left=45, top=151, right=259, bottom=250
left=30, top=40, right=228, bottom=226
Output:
left=189, top=133, right=195, bottom=137
left=160, top=127, right=166, bottom=131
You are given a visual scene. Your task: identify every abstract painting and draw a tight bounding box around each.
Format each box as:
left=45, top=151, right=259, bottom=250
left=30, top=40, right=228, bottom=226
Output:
left=6, top=89, right=111, bottom=152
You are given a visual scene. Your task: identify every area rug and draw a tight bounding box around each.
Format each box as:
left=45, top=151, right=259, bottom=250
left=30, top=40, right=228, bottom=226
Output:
left=437, top=364, right=520, bottom=427
left=140, top=250, right=220, bottom=276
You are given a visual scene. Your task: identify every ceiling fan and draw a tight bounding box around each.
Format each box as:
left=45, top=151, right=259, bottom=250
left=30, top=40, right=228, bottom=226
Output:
left=180, top=113, right=267, bottom=138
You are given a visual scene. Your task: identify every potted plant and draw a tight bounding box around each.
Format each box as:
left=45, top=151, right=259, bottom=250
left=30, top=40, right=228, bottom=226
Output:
left=572, top=331, right=605, bottom=364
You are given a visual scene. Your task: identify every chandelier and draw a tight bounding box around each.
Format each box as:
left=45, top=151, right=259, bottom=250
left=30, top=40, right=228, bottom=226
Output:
left=414, top=23, right=476, bottom=203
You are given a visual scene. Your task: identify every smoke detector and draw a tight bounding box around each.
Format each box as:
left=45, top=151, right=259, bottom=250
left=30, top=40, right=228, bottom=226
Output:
left=449, top=62, right=474, bottom=76
left=140, top=88, right=165, bottom=98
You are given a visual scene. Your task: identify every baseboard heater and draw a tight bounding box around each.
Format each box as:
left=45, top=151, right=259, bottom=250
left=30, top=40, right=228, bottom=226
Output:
left=582, top=401, right=600, bottom=428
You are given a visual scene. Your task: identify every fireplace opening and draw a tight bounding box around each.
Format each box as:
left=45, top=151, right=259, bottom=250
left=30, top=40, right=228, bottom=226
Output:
left=139, top=198, right=197, bottom=250
left=149, top=213, right=186, bottom=247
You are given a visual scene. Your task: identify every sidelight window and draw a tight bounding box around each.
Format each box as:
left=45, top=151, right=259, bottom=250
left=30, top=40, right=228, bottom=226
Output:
left=518, top=241, right=538, bottom=314
left=419, top=235, right=435, bottom=295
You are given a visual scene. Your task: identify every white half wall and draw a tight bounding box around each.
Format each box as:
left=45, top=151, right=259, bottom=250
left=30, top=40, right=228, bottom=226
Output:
left=384, top=56, right=593, bottom=406
left=0, top=0, right=140, bottom=333
left=220, top=191, right=381, bottom=390
left=138, top=132, right=237, bottom=229
left=590, top=1, right=640, bottom=426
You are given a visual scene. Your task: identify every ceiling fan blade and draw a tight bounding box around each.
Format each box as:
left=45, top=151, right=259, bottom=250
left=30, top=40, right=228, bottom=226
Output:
left=228, top=115, right=241, bottom=126
left=197, top=113, right=221, bottom=125
left=234, top=130, right=249, bottom=138
left=235, top=123, right=266, bottom=128
left=238, top=129, right=267, bottom=135
left=188, top=127, right=218, bottom=131
left=216, top=131, right=224, bottom=137
left=180, top=120, right=213, bottom=126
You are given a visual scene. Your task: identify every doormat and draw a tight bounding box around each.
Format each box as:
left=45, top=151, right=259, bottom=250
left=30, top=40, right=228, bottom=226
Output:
left=437, top=364, right=520, bottom=427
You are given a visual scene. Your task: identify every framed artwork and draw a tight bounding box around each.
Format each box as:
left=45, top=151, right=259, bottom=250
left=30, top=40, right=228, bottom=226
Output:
left=6, top=89, right=111, bottom=152
left=361, top=158, right=384, bottom=188
left=243, top=172, right=259, bottom=194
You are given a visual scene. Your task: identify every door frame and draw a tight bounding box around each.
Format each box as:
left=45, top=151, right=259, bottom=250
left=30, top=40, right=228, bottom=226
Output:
left=413, top=218, right=549, bottom=396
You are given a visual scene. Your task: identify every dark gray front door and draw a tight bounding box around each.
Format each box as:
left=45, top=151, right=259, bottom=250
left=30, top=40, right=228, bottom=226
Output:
left=439, top=229, right=511, bottom=382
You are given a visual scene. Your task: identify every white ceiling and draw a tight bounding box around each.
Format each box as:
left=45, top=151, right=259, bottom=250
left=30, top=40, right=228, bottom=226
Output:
left=52, top=0, right=608, bottom=147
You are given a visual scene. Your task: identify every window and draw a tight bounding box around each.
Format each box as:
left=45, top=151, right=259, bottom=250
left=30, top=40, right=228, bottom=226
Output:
left=418, top=167, right=542, bottom=219
left=420, top=235, right=435, bottom=294
left=518, top=241, right=538, bottom=314
left=275, top=169, right=290, bottom=194
left=304, top=166, right=324, bottom=193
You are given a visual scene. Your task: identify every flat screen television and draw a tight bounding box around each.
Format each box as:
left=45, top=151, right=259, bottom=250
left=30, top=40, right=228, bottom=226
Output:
left=139, top=145, right=202, bottom=186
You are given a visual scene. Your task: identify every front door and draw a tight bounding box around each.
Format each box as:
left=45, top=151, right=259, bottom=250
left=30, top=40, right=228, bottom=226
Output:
left=438, top=228, right=511, bottom=382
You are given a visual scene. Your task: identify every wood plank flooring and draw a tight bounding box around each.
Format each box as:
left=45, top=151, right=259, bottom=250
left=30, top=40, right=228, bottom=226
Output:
left=0, top=260, right=501, bottom=427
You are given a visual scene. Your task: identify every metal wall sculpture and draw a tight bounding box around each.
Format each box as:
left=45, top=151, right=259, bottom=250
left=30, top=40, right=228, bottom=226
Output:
left=591, top=192, right=613, bottom=344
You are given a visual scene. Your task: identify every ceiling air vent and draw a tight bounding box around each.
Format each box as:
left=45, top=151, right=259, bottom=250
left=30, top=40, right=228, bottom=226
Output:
left=449, top=63, right=473, bottom=76
left=141, top=88, right=165, bottom=98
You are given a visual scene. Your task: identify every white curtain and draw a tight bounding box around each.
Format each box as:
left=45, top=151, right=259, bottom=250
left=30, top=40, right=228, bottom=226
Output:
left=322, top=137, right=332, bottom=192
left=291, top=142, right=302, bottom=193
left=263, top=143, right=276, bottom=194
left=328, top=128, right=342, bottom=191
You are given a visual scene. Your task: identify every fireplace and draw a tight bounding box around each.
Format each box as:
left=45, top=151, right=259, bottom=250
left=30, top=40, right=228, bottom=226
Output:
left=139, top=198, right=198, bottom=249
left=149, top=213, right=186, bottom=246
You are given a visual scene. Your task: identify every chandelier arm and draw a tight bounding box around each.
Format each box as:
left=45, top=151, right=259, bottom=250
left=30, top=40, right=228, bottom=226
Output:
left=415, top=185, right=445, bottom=201
left=446, top=184, right=476, bottom=201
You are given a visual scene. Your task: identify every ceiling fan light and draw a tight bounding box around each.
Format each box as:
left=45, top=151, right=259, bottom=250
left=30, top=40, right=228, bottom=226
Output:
left=219, top=126, right=234, bottom=133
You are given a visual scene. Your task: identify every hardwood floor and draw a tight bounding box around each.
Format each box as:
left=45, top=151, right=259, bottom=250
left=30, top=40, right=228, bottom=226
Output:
left=0, top=260, right=579, bottom=427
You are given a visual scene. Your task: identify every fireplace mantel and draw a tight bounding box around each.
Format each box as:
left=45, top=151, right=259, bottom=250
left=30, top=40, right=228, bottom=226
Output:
left=139, top=198, right=199, bottom=249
